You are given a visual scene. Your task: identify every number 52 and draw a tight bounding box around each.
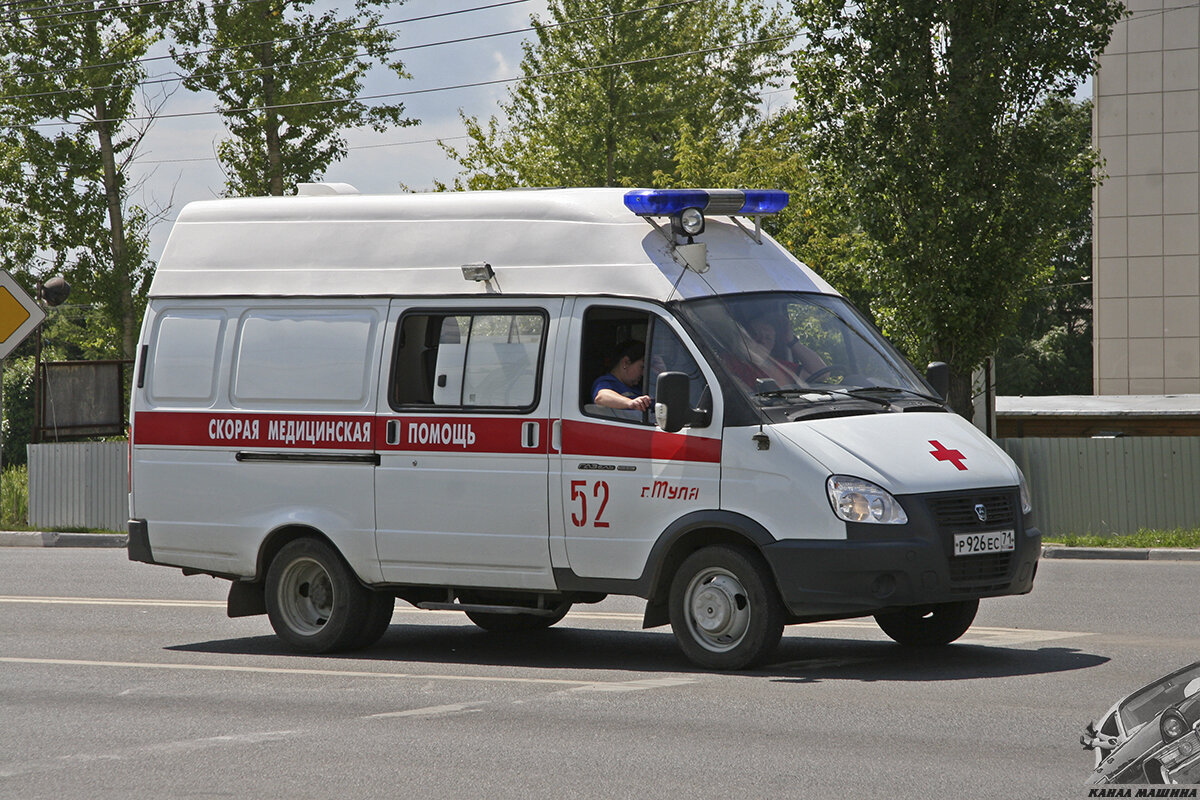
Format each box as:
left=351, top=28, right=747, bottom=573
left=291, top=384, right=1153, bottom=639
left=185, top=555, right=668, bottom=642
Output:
left=570, top=480, right=610, bottom=528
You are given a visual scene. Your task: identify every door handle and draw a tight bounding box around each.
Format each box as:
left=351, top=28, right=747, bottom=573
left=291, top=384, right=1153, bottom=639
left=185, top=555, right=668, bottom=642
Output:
left=521, top=421, right=539, bottom=449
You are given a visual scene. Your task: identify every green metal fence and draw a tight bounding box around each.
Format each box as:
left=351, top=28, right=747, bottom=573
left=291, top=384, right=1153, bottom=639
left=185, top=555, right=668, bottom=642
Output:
left=999, top=437, right=1200, bottom=537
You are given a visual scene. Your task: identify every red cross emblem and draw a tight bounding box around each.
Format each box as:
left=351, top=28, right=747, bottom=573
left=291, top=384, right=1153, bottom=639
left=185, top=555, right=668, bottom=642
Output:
left=928, top=440, right=967, bottom=470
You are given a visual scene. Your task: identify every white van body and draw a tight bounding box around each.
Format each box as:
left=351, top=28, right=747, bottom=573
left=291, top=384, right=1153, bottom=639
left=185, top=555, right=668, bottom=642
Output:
left=129, top=186, right=1040, bottom=669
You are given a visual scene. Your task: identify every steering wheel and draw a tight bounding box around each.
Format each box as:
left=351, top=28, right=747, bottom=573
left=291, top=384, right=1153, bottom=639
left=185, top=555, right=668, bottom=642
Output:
left=805, top=364, right=848, bottom=383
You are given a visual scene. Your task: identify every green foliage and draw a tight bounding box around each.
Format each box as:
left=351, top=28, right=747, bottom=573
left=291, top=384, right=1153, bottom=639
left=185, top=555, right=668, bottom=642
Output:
left=445, top=0, right=795, bottom=189
left=0, top=0, right=161, bottom=357
left=2, top=358, right=35, bottom=467
left=792, top=0, right=1124, bottom=414
left=0, top=464, right=28, bottom=527
left=169, top=0, right=416, bottom=197
left=658, top=110, right=878, bottom=315
left=994, top=100, right=1095, bottom=396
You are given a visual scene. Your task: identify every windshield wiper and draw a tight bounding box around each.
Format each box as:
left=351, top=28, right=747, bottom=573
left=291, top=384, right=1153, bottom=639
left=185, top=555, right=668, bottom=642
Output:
left=843, top=385, right=947, bottom=405
left=755, top=386, right=892, bottom=408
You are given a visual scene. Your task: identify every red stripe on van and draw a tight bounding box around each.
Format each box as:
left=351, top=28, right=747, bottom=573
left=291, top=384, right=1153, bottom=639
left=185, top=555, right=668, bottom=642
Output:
left=133, top=411, right=375, bottom=450
left=377, top=416, right=542, bottom=454
left=561, top=420, right=721, bottom=463
left=133, top=412, right=721, bottom=463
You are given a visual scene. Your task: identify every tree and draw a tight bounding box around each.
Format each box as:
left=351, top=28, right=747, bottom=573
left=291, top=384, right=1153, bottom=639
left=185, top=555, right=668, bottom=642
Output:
left=170, top=0, right=416, bottom=197
left=0, top=0, right=163, bottom=359
left=792, top=0, right=1123, bottom=415
left=994, top=100, right=1095, bottom=396
left=657, top=109, right=877, bottom=314
left=445, top=0, right=795, bottom=189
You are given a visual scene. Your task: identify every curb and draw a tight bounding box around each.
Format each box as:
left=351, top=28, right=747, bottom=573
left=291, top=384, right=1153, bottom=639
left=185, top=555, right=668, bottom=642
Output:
left=1040, top=545, right=1200, bottom=562
left=0, top=531, right=127, bottom=548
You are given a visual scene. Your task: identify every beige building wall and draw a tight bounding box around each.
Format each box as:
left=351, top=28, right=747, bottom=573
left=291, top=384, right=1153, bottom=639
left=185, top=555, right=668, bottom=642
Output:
left=1093, top=0, right=1200, bottom=394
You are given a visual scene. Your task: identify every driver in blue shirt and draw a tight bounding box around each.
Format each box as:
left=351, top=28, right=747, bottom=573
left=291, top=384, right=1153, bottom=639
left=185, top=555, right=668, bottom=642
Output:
left=591, top=339, right=652, bottom=411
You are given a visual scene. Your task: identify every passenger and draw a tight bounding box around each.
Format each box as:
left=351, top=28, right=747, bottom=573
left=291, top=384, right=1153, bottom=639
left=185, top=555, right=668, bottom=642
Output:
left=725, top=317, right=827, bottom=389
left=591, top=339, right=653, bottom=411
left=749, top=317, right=826, bottom=378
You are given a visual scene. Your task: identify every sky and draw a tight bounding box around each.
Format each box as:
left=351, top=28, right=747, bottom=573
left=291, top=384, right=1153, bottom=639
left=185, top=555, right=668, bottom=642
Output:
left=132, top=0, right=552, bottom=263
left=127, top=0, right=1092, bottom=265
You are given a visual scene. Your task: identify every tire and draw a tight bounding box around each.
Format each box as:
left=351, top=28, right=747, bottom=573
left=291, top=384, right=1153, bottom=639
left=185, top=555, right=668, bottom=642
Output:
left=465, top=602, right=571, bottom=633
left=874, top=599, right=979, bottom=646
left=668, top=545, right=784, bottom=670
left=351, top=590, right=396, bottom=649
left=265, top=537, right=389, bottom=654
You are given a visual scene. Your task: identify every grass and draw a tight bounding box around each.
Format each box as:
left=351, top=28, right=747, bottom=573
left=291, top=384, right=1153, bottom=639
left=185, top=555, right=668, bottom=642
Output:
left=1, top=464, right=28, bottom=528
left=0, top=464, right=119, bottom=533
left=1041, top=528, right=1200, bottom=548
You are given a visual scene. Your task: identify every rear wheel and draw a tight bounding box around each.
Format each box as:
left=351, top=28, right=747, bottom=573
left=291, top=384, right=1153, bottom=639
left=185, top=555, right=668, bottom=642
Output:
left=874, top=599, right=979, bottom=646
left=265, top=537, right=390, bottom=653
left=352, top=591, right=396, bottom=649
left=668, top=545, right=784, bottom=670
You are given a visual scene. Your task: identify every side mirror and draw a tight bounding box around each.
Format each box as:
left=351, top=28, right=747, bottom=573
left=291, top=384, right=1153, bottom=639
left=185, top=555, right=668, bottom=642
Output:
left=655, top=371, right=692, bottom=433
left=926, top=361, right=949, bottom=401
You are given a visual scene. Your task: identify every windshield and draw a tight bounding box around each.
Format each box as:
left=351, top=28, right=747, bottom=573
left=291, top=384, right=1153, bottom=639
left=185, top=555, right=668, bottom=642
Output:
left=1118, top=662, right=1200, bottom=732
left=676, top=292, right=929, bottom=404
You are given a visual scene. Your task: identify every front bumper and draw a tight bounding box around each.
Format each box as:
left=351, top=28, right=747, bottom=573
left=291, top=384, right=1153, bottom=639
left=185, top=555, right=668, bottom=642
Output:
left=761, top=487, right=1040, bottom=618
left=1159, top=731, right=1200, bottom=784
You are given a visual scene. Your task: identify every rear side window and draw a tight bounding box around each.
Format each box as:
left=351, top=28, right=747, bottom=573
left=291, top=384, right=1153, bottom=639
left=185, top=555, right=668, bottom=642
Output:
left=232, top=309, right=379, bottom=407
left=147, top=310, right=226, bottom=404
left=390, top=311, right=546, bottom=411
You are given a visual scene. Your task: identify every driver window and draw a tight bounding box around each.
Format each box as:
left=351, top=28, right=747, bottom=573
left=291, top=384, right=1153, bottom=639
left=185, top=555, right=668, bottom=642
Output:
left=580, top=307, right=707, bottom=425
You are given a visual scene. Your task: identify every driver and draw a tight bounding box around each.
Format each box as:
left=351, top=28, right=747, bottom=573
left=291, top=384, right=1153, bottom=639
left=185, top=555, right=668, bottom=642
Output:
left=724, top=318, right=827, bottom=388
left=591, top=339, right=653, bottom=411
left=750, top=317, right=826, bottom=378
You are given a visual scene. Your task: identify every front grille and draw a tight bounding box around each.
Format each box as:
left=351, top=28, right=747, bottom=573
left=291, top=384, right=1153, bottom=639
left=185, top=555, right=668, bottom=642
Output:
left=927, top=490, right=1019, bottom=589
left=929, top=493, right=1016, bottom=529
left=949, top=553, right=1012, bottom=588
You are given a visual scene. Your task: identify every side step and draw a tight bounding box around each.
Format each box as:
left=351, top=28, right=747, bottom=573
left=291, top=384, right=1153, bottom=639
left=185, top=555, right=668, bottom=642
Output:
left=416, top=601, right=560, bottom=617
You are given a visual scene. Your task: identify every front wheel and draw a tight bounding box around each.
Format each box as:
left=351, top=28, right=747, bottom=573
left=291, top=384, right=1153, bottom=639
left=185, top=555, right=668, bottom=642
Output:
left=668, top=545, right=784, bottom=670
left=265, top=537, right=391, bottom=653
left=874, top=599, right=979, bottom=646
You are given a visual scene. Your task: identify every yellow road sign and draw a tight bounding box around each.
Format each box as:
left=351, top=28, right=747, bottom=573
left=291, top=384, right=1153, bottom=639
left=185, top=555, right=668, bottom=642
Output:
left=0, top=271, right=46, bottom=360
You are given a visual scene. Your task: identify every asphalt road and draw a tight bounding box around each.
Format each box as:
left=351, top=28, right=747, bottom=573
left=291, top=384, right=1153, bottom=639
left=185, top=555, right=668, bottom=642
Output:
left=1, top=549, right=1197, bottom=800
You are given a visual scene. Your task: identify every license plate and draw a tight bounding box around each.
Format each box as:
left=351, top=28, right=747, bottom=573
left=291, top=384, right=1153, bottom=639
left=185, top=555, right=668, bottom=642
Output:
left=953, top=529, right=1015, bottom=556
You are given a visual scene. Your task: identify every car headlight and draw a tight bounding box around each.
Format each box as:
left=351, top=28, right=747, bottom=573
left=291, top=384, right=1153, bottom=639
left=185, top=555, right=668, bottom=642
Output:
left=826, top=475, right=908, bottom=524
left=1018, top=468, right=1033, bottom=516
left=1162, top=710, right=1190, bottom=741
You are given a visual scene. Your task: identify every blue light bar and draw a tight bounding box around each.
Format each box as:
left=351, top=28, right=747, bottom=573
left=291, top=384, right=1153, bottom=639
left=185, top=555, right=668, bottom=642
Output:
left=739, top=189, right=790, bottom=215
left=623, top=188, right=789, bottom=217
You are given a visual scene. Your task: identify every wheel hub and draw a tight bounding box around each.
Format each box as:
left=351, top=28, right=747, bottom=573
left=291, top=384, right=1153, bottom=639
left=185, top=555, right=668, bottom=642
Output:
left=686, top=571, right=750, bottom=651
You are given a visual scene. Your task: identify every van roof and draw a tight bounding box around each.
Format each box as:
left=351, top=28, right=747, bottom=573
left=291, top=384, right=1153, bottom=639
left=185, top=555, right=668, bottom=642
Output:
left=150, top=186, right=837, bottom=302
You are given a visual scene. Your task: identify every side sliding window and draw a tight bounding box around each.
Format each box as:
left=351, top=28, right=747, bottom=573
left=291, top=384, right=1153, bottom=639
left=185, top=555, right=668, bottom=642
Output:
left=390, top=310, right=547, bottom=412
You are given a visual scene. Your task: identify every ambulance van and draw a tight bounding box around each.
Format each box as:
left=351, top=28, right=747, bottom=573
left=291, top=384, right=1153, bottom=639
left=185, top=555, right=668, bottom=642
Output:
left=128, top=185, right=1040, bottom=670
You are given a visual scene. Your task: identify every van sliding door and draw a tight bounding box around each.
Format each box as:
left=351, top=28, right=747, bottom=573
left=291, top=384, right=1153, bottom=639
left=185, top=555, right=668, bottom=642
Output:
left=374, top=300, right=563, bottom=589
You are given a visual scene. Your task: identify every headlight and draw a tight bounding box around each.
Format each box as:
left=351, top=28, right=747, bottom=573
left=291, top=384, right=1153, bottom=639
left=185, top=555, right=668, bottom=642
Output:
left=1018, top=468, right=1033, bottom=516
left=826, top=475, right=908, bottom=524
left=1162, top=710, right=1189, bottom=741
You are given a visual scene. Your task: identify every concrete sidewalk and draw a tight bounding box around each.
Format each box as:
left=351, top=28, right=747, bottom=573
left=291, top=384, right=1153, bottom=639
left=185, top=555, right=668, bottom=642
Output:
left=2, top=530, right=1199, bottom=562
left=0, top=531, right=128, bottom=548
